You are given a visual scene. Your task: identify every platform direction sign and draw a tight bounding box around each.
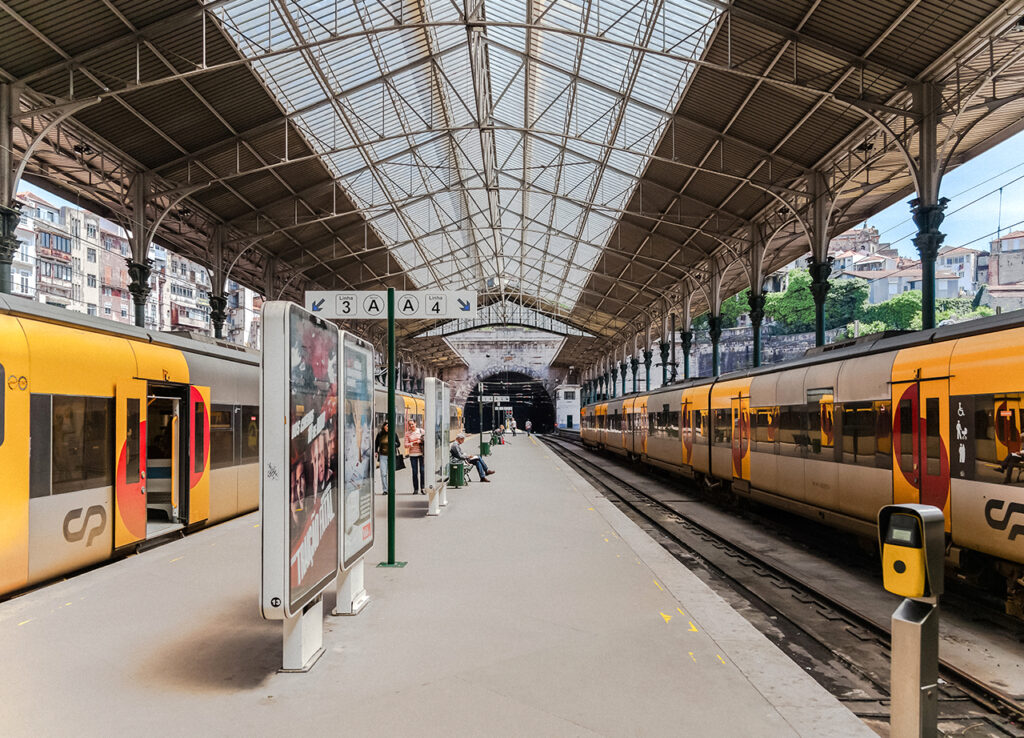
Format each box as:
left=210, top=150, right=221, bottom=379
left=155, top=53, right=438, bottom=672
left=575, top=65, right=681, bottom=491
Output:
left=305, top=290, right=477, bottom=320
left=479, top=395, right=510, bottom=403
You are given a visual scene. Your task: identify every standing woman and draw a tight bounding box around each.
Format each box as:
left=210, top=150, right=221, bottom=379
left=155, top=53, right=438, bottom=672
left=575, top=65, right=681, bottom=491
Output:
left=374, top=420, right=395, bottom=495
left=405, top=419, right=425, bottom=495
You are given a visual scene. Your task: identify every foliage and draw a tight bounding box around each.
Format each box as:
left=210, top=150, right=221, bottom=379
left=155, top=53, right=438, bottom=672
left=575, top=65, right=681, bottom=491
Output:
left=837, top=320, right=887, bottom=340
left=824, top=278, right=869, bottom=330
left=720, top=289, right=750, bottom=329
left=863, top=290, right=922, bottom=330
left=765, top=269, right=816, bottom=333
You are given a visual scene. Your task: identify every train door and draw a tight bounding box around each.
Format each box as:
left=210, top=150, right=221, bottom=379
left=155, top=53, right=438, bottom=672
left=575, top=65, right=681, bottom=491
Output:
left=731, top=394, right=750, bottom=481
left=145, top=394, right=180, bottom=535
left=892, top=373, right=952, bottom=523
left=187, top=386, right=211, bottom=525
left=114, top=379, right=147, bottom=549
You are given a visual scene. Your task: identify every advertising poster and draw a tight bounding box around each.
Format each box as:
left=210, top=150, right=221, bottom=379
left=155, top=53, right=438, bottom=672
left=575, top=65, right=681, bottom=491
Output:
left=342, top=338, right=374, bottom=567
left=434, top=380, right=445, bottom=485
left=287, top=306, right=339, bottom=612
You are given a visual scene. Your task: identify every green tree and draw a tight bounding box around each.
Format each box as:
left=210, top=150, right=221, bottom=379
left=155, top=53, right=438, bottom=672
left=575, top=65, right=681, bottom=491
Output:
left=864, top=290, right=922, bottom=330
left=825, top=278, right=869, bottom=329
left=720, top=289, right=750, bottom=328
left=765, top=269, right=815, bottom=334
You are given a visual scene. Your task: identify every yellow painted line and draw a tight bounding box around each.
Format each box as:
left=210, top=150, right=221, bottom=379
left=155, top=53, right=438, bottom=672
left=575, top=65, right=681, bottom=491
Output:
left=653, top=579, right=664, bottom=591
left=603, top=537, right=609, bottom=543
left=688, top=652, right=697, bottom=663
left=18, top=619, right=31, bottom=626
left=253, top=524, right=260, bottom=528
left=587, top=507, right=594, bottom=511
left=676, top=607, right=686, bottom=616
left=169, top=556, right=184, bottom=563
left=717, top=654, right=727, bottom=665
left=688, top=621, right=698, bottom=632
left=660, top=612, right=672, bottom=623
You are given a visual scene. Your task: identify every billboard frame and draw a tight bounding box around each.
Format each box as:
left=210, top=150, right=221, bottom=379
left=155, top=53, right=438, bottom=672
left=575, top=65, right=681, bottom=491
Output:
left=339, top=331, right=376, bottom=571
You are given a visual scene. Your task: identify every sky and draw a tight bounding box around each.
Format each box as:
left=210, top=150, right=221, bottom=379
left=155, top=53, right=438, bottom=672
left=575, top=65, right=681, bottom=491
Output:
left=19, top=129, right=1024, bottom=264
left=860, top=129, right=1024, bottom=257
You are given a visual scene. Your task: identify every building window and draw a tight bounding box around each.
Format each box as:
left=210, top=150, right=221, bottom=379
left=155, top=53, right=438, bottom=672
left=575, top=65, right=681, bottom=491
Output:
left=87, top=304, right=97, bottom=316
left=86, top=223, right=97, bottom=239
left=104, top=306, right=111, bottom=315
left=121, top=308, right=128, bottom=318
left=87, top=248, right=96, bottom=263
left=87, top=274, right=97, bottom=288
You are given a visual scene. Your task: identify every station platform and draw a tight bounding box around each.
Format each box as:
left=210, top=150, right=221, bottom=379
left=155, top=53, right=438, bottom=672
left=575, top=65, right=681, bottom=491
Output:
left=0, top=435, right=871, bottom=737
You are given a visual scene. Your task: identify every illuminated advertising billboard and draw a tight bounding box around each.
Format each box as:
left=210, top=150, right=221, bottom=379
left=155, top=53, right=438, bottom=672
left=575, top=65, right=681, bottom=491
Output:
left=340, top=333, right=374, bottom=569
left=261, top=302, right=339, bottom=620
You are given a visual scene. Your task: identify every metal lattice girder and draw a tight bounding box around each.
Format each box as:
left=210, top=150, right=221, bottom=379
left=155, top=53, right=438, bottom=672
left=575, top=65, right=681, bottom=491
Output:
left=4, top=0, right=1024, bottom=369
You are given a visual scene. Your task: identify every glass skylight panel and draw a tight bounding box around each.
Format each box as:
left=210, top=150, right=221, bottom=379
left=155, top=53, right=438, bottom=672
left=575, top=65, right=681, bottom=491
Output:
left=214, top=0, right=719, bottom=308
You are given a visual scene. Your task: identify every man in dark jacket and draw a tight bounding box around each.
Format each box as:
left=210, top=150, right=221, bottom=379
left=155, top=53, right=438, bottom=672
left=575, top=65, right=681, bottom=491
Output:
left=450, top=433, right=495, bottom=482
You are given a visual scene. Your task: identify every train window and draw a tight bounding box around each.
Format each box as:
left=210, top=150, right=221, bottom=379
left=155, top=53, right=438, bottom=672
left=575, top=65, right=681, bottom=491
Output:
left=778, top=405, right=808, bottom=458
left=194, top=401, right=206, bottom=474
left=751, top=408, right=778, bottom=452
left=712, top=409, right=731, bottom=446
left=51, top=396, right=114, bottom=495
left=30, top=394, right=52, bottom=498
left=210, top=405, right=234, bottom=470
left=841, top=402, right=876, bottom=467
left=874, top=401, right=892, bottom=470
left=126, top=398, right=140, bottom=485
left=241, top=405, right=259, bottom=462
left=973, top=395, right=1024, bottom=485
left=925, top=397, right=940, bottom=476
left=897, top=399, right=914, bottom=476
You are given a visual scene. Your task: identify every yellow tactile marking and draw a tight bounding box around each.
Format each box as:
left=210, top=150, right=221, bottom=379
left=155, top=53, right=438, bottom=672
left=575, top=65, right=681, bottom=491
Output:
left=653, top=579, right=664, bottom=591
left=688, top=621, right=699, bottom=632
left=688, top=652, right=697, bottom=663
left=170, top=556, right=184, bottom=563
left=660, top=612, right=672, bottom=623
left=717, top=654, right=727, bottom=665
left=18, top=619, right=31, bottom=626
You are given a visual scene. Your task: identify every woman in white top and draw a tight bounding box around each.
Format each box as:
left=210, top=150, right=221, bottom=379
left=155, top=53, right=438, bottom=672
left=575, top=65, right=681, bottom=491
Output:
left=404, top=419, right=425, bottom=495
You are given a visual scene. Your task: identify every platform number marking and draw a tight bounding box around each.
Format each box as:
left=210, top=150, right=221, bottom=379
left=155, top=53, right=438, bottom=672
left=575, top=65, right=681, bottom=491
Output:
left=426, top=294, right=446, bottom=316
left=362, top=294, right=385, bottom=317
left=397, top=294, right=420, bottom=317
left=335, top=294, right=356, bottom=316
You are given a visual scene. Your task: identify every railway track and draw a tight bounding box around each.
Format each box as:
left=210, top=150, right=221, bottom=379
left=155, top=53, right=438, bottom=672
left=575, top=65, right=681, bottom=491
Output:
left=542, top=433, right=1024, bottom=738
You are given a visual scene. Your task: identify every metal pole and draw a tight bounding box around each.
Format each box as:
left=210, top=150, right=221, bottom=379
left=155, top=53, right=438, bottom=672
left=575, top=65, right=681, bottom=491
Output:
left=379, top=287, right=405, bottom=568
left=477, top=382, right=483, bottom=446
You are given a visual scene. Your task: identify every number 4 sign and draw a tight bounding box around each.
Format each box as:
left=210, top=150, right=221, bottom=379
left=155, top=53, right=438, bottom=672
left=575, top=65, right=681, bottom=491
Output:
left=426, top=294, right=446, bottom=316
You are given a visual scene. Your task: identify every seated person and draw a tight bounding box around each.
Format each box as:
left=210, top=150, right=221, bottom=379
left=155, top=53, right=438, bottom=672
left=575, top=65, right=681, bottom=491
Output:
left=451, top=433, right=496, bottom=482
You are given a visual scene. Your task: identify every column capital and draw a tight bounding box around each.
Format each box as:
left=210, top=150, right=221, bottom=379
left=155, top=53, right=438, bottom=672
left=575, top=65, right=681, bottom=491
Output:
left=747, top=291, right=766, bottom=325
left=708, top=315, right=723, bottom=343
left=910, top=197, right=949, bottom=261
left=808, top=257, right=833, bottom=302
left=126, top=259, right=152, bottom=305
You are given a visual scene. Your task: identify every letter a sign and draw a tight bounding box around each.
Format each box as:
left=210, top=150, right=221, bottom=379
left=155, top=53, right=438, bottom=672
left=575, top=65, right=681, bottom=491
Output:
left=305, top=290, right=477, bottom=319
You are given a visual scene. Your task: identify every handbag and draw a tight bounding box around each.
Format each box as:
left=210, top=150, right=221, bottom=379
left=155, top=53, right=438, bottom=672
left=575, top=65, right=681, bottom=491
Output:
left=394, top=453, right=406, bottom=470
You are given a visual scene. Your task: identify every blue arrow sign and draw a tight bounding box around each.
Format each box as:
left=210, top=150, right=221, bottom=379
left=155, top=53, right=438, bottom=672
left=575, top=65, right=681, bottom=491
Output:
left=457, top=298, right=471, bottom=311
left=311, top=298, right=325, bottom=312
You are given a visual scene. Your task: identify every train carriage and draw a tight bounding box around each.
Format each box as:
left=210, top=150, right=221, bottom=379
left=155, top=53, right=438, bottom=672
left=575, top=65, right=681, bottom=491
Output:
left=582, top=310, right=1024, bottom=614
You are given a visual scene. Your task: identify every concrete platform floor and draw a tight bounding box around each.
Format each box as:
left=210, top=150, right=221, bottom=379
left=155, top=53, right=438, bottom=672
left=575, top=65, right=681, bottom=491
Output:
left=0, top=435, right=872, bottom=737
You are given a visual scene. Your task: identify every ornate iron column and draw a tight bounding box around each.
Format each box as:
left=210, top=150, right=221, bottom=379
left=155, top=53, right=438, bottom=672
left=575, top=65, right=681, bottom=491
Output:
left=609, top=365, right=617, bottom=399
left=630, top=355, right=639, bottom=394
left=620, top=360, right=628, bottom=396
left=911, top=198, right=949, bottom=330
left=680, top=330, right=693, bottom=379
left=126, top=259, right=152, bottom=328
left=209, top=294, right=228, bottom=339
left=748, top=291, right=766, bottom=368
left=809, top=257, right=833, bottom=347
left=643, top=348, right=653, bottom=390
left=709, top=315, right=723, bottom=376
left=0, top=203, right=20, bottom=294
left=659, top=341, right=670, bottom=385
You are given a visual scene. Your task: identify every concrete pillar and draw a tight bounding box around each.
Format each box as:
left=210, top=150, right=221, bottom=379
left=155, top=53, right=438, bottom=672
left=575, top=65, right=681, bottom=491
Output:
left=911, top=82, right=947, bottom=331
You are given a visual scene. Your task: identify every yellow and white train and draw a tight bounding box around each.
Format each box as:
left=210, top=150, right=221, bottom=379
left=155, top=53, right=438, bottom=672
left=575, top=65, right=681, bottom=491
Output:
left=0, top=294, right=461, bottom=598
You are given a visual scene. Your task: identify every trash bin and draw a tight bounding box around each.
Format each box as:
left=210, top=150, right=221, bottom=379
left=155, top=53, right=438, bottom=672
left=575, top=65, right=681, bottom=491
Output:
left=449, top=462, right=465, bottom=488
left=480, top=440, right=491, bottom=456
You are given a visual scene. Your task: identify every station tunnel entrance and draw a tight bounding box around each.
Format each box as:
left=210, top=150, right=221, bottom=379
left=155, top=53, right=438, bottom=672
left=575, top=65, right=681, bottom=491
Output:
left=464, top=372, right=556, bottom=435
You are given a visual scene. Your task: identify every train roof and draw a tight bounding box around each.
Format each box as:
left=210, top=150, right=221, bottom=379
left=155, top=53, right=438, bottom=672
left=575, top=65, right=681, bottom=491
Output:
left=593, top=307, right=1024, bottom=401
left=0, top=293, right=260, bottom=367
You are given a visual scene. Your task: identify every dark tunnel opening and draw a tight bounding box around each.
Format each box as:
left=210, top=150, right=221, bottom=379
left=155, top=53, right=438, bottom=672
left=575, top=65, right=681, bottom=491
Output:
left=464, top=372, right=556, bottom=435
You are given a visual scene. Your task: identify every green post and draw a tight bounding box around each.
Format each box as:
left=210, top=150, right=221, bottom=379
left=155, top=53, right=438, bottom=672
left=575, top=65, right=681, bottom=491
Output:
left=379, top=287, right=406, bottom=568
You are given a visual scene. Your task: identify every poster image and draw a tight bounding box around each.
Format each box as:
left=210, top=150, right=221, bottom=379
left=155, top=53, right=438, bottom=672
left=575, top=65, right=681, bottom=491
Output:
left=287, top=306, right=339, bottom=612
left=342, top=340, right=374, bottom=567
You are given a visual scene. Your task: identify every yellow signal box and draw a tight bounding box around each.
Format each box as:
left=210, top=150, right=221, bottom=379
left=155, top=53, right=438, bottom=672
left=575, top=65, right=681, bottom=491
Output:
left=881, top=513, right=928, bottom=598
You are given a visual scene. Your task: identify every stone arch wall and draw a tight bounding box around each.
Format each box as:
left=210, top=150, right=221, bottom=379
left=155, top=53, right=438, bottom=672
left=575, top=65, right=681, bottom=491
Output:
left=452, top=363, right=555, bottom=406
